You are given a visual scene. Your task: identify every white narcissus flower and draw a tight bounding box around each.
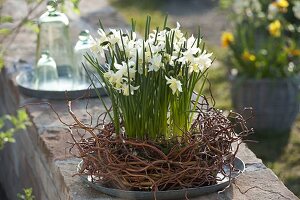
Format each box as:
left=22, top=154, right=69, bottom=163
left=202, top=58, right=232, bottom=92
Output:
left=108, top=28, right=123, bottom=45
left=89, top=38, right=104, bottom=56
left=90, top=29, right=109, bottom=56
left=114, top=61, right=136, bottom=80
left=97, top=29, right=109, bottom=45
left=156, top=30, right=167, bottom=43
left=178, top=47, right=200, bottom=64
left=103, top=70, right=115, bottom=84
left=174, top=22, right=184, bottom=39
left=233, top=0, right=249, bottom=15
left=187, top=35, right=200, bottom=49
left=251, top=0, right=262, bottom=13
left=129, top=31, right=137, bottom=41
left=148, top=54, right=163, bottom=72
left=188, top=62, right=201, bottom=74
left=165, top=76, right=182, bottom=95
left=124, top=40, right=136, bottom=58
left=122, top=84, right=140, bottom=96
left=293, top=2, right=300, bottom=20
left=151, top=41, right=166, bottom=54
left=91, top=23, right=213, bottom=97
left=103, top=70, right=122, bottom=89
left=197, top=51, right=213, bottom=71
left=169, top=55, right=178, bottom=66
left=233, top=0, right=262, bottom=19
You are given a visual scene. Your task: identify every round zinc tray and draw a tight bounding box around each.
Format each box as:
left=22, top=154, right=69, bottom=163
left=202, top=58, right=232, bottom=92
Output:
left=78, top=157, right=245, bottom=200
left=16, top=70, right=106, bottom=100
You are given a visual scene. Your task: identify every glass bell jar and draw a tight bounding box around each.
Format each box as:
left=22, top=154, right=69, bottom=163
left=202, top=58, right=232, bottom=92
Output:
left=36, top=0, right=77, bottom=82
left=74, top=30, right=98, bottom=83
left=35, top=51, right=59, bottom=90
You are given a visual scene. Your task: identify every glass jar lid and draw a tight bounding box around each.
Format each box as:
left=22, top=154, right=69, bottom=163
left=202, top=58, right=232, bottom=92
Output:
left=38, top=0, right=69, bottom=25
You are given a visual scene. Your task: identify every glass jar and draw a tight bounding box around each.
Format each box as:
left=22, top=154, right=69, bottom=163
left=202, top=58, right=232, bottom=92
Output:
left=74, top=30, right=97, bottom=83
left=35, top=51, right=59, bottom=90
left=36, top=0, right=77, bottom=81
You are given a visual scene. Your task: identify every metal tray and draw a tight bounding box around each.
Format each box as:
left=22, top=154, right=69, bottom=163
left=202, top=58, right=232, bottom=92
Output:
left=78, top=157, right=245, bottom=200
left=16, top=70, right=106, bottom=100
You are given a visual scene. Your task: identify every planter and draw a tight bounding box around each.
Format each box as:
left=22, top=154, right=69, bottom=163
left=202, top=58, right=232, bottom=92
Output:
left=77, top=157, right=245, bottom=200
left=231, top=77, right=300, bottom=132
left=60, top=17, right=252, bottom=200
left=67, top=100, right=250, bottom=199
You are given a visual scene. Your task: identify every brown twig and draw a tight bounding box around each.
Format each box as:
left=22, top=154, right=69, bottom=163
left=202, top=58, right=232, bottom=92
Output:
left=63, top=97, right=252, bottom=193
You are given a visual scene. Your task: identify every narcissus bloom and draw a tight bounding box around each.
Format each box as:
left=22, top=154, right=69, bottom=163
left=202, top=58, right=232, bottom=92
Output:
left=221, top=32, right=234, bottom=48
left=165, top=76, right=182, bottom=95
left=242, top=51, right=256, bottom=62
left=121, top=84, right=140, bottom=96
left=268, top=20, right=281, bottom=37
left=275, top=0, right=289, bottom=9
left=286, top=48, right=300, bottom=56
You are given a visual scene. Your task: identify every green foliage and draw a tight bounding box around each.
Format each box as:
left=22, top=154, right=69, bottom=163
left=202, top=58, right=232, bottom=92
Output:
left=60, top=0, right=81, bottom=14
left=219, top=0, right=233, bottom=9
left=109, top=0, right=168, bottom=36
left=0, top=15, right=13, bottom=24
left=87, top=17, right=212, bottom=140
left=24, top=21, right=39, bottom=34
left=0, top=55, right=4, bottom=71
left=0, top=109, right=30, bottom=150
left=222, top=0, right=300, bottom=79
left=17, top=188, right=35, bottom=200
left=0, top=28, right=11, bottom=36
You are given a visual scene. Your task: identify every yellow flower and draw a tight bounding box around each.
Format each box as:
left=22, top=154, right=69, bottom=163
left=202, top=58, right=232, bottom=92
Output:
left=221, top=32, right=234, bottom=48
left=286, top=48, right=300, bottom=56
left=268, top=20, right=281, bottom=37
left=275, top=0, right=289, bottom=9
left=291, top=49, right=300, bottom=56
left=242, top=51, right=256, bottom=62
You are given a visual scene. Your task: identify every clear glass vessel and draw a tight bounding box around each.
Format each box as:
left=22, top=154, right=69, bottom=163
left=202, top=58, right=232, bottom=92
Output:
left=36, top=0, right=76, bottom=80
left=74, top=30, right=97, bottom=83
left=35, top=51, right=59, bottom=90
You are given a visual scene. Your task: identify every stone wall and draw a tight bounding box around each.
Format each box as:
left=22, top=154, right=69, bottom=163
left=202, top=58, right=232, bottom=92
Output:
left=0, top=0, right=299, bottom=199
left=0, top=68, right=299, bottom=200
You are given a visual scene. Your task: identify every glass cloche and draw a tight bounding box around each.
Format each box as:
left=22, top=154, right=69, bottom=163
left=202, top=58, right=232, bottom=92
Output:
left=36, top=0, right=77, bottom=81
left=74, top=30, right=98, bottom=83
left=35, top=51, right=58, bottom=90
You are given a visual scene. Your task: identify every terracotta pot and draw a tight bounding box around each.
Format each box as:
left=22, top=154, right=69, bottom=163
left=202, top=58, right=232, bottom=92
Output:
left=231, top=77, right=300, bottom=132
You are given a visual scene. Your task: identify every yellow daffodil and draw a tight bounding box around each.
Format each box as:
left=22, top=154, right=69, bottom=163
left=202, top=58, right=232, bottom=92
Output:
left=221, top=32, right=234, bottom=48
left=242, top=51, right=256, bottom=62
left=268, top=20, right=281, bottom=37
left=286, top=48, right=300, bottom=56
left=275, top=0, right=289, bottom=9
left=291, top=49, right=300, bottom=56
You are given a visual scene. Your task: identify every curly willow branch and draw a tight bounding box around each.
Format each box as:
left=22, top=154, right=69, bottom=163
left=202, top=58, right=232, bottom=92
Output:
left=61, top=96, right=253, bottom=194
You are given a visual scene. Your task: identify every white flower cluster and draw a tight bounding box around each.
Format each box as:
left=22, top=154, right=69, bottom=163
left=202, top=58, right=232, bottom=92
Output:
left=266, top=0, right=300, bottom=20
left=233, top=0, right=264, bottom=19
left=293, top=2, right=300, bottom=20
left=91, top=23, right=213, bottom=96
left=268, top=3, right=278, bottom=20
